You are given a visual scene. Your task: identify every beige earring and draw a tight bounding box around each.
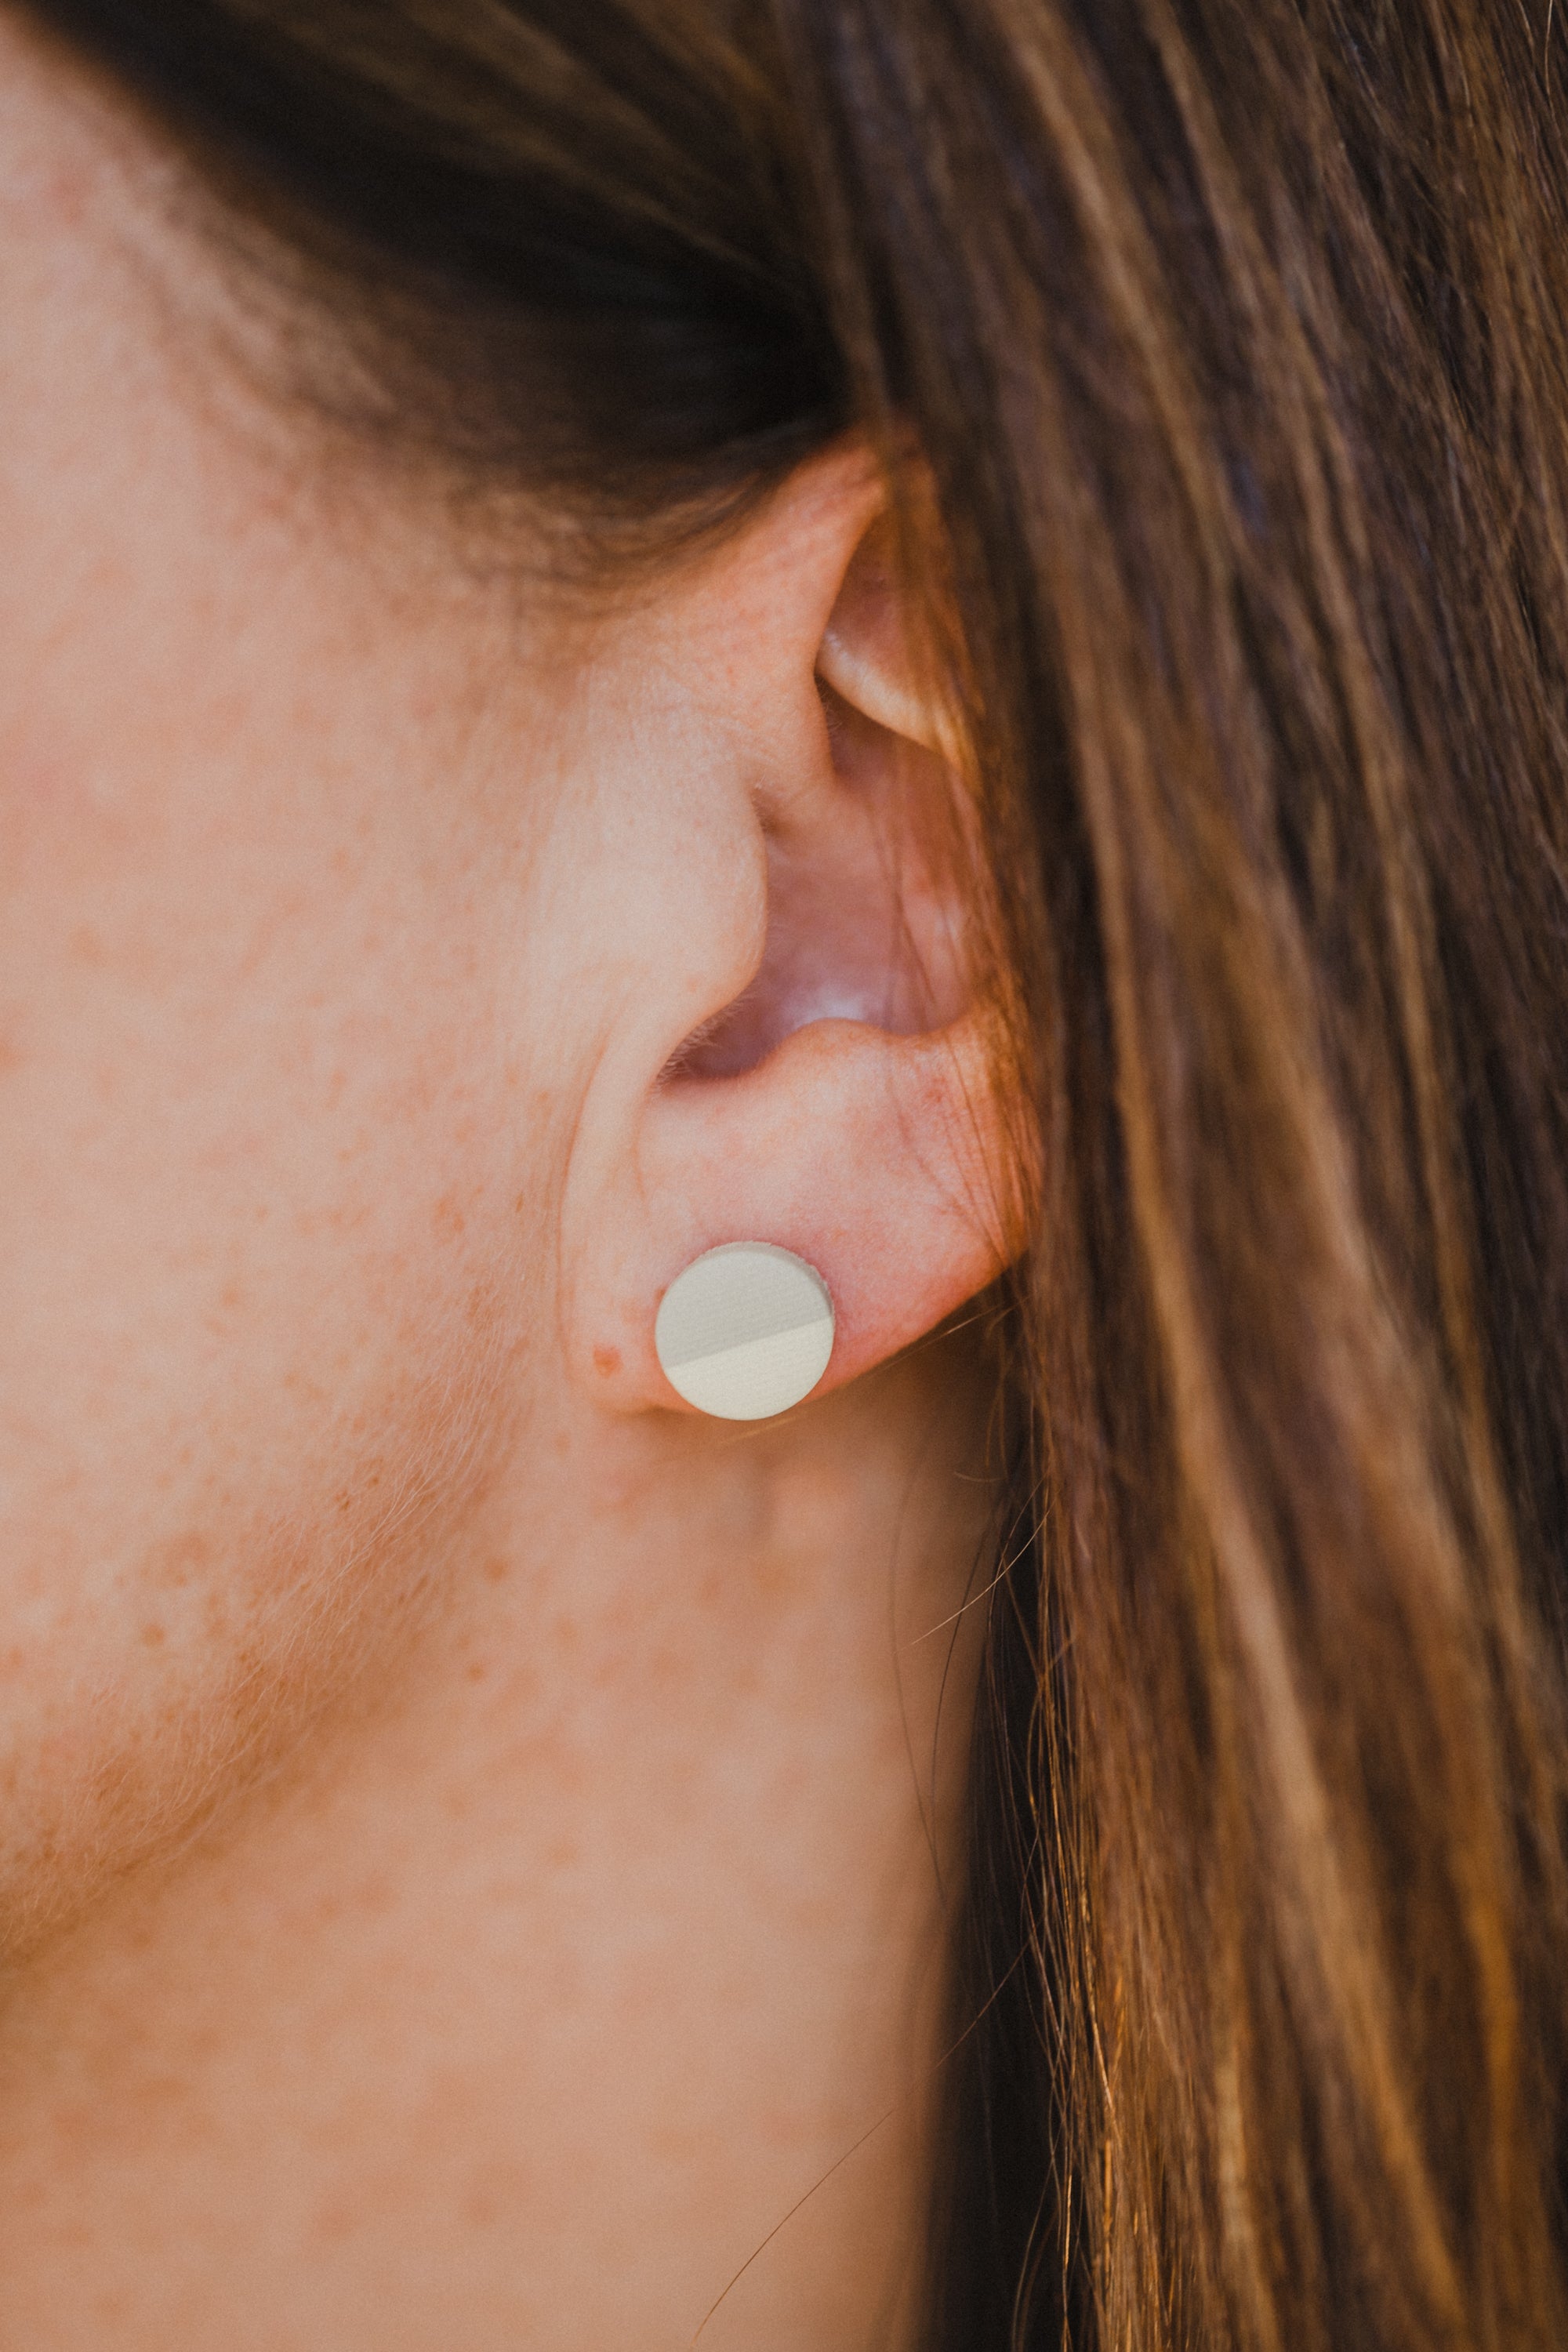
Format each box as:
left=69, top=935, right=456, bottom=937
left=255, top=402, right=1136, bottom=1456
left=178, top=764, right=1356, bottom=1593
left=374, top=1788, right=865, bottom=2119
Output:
left=655, top=1243, right=835, bottom=1421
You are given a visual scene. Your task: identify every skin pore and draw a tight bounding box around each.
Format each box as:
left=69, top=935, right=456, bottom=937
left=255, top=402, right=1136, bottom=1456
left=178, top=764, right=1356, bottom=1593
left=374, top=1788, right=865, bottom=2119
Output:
left=0, top=14, right=1012, bottom=2349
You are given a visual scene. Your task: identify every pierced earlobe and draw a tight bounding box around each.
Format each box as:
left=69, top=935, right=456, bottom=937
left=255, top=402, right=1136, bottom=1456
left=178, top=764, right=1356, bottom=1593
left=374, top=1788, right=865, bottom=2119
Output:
left=654, top=1242, right=835, bottom=1421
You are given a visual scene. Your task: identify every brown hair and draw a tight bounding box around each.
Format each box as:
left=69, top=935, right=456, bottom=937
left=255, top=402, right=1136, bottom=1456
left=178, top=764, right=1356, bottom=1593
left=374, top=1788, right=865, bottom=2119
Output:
left=27, top=1, right=1568, bottom=2343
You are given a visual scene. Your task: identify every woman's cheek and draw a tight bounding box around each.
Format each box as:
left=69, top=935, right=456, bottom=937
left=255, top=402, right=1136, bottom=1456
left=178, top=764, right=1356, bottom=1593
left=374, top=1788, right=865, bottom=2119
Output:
left=0, top=751, right=545, bottom=1959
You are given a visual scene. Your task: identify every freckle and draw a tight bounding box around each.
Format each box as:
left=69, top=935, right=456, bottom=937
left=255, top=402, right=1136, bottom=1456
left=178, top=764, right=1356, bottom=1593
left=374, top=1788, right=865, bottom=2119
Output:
left=466, top=1661, right=486, bottom=1682
left=42, top=162, right=94, bottom=230
left=147, top=1532, right=212, bottom=1593
left=482, top=1557, right=509, bottom=1584
left=593, top=1345, right=622, bottom=1377
left=311, top=2197, right=355, bottom=2249
left=140, top=1624, right=165, bottom=1648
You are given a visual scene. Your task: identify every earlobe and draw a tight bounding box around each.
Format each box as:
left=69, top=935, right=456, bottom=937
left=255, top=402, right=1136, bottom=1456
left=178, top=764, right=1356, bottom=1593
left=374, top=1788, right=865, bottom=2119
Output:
left=558, top=445, right=1018, bottom=1421
left=582, top=1004, right=1014, bottom=1418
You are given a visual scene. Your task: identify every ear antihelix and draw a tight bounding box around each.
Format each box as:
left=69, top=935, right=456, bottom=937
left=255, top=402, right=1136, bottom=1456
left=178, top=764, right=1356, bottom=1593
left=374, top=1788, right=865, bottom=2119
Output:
left=654, top=1242, right=834, bottom=1421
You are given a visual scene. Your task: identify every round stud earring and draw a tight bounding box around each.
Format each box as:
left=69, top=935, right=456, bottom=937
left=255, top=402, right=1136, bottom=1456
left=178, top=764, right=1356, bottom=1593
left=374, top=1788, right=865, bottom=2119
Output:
left=655, top=1242, right=836, bottom=1421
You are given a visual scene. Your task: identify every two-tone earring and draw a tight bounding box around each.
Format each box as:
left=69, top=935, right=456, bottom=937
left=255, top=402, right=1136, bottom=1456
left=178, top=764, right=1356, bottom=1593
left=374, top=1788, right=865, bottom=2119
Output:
left=654, top=1242, right=835, bottom=1421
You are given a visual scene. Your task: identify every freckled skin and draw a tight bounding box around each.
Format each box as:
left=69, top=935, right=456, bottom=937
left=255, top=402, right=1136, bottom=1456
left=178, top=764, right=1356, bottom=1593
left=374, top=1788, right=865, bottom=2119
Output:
left=0, top=16, right=1003, bottom=2352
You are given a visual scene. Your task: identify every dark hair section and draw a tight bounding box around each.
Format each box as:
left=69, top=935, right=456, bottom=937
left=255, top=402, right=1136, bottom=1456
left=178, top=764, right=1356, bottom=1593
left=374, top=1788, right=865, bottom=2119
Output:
left=24, top=0, right=856, bottom=537
left=23, top=2, right=1568, bottom=2347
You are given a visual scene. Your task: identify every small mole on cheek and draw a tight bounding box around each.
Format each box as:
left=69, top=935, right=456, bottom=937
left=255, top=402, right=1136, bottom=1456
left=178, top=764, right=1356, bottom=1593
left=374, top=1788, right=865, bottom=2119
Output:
left=593, top=1345, right=622, bottom=1377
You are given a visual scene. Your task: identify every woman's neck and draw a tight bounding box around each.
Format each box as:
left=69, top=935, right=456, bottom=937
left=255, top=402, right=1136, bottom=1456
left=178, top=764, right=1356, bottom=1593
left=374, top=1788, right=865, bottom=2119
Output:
left=0, top=1329, right=995, bottom=2350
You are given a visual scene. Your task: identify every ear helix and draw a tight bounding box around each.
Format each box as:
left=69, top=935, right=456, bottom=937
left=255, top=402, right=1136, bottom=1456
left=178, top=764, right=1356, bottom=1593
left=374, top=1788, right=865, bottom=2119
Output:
left=654, top=1243, right=835, bottom=1421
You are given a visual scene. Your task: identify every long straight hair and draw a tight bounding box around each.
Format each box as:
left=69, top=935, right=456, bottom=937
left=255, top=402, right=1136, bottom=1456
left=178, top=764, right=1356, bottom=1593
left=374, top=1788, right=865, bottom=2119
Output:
left=27, top=2, right=1568, bottom=2343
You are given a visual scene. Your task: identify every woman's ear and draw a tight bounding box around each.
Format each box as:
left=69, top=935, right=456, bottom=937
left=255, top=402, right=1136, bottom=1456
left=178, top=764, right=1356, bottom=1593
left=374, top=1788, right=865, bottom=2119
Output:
left=555, top=441, right=1020, bottom=1418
